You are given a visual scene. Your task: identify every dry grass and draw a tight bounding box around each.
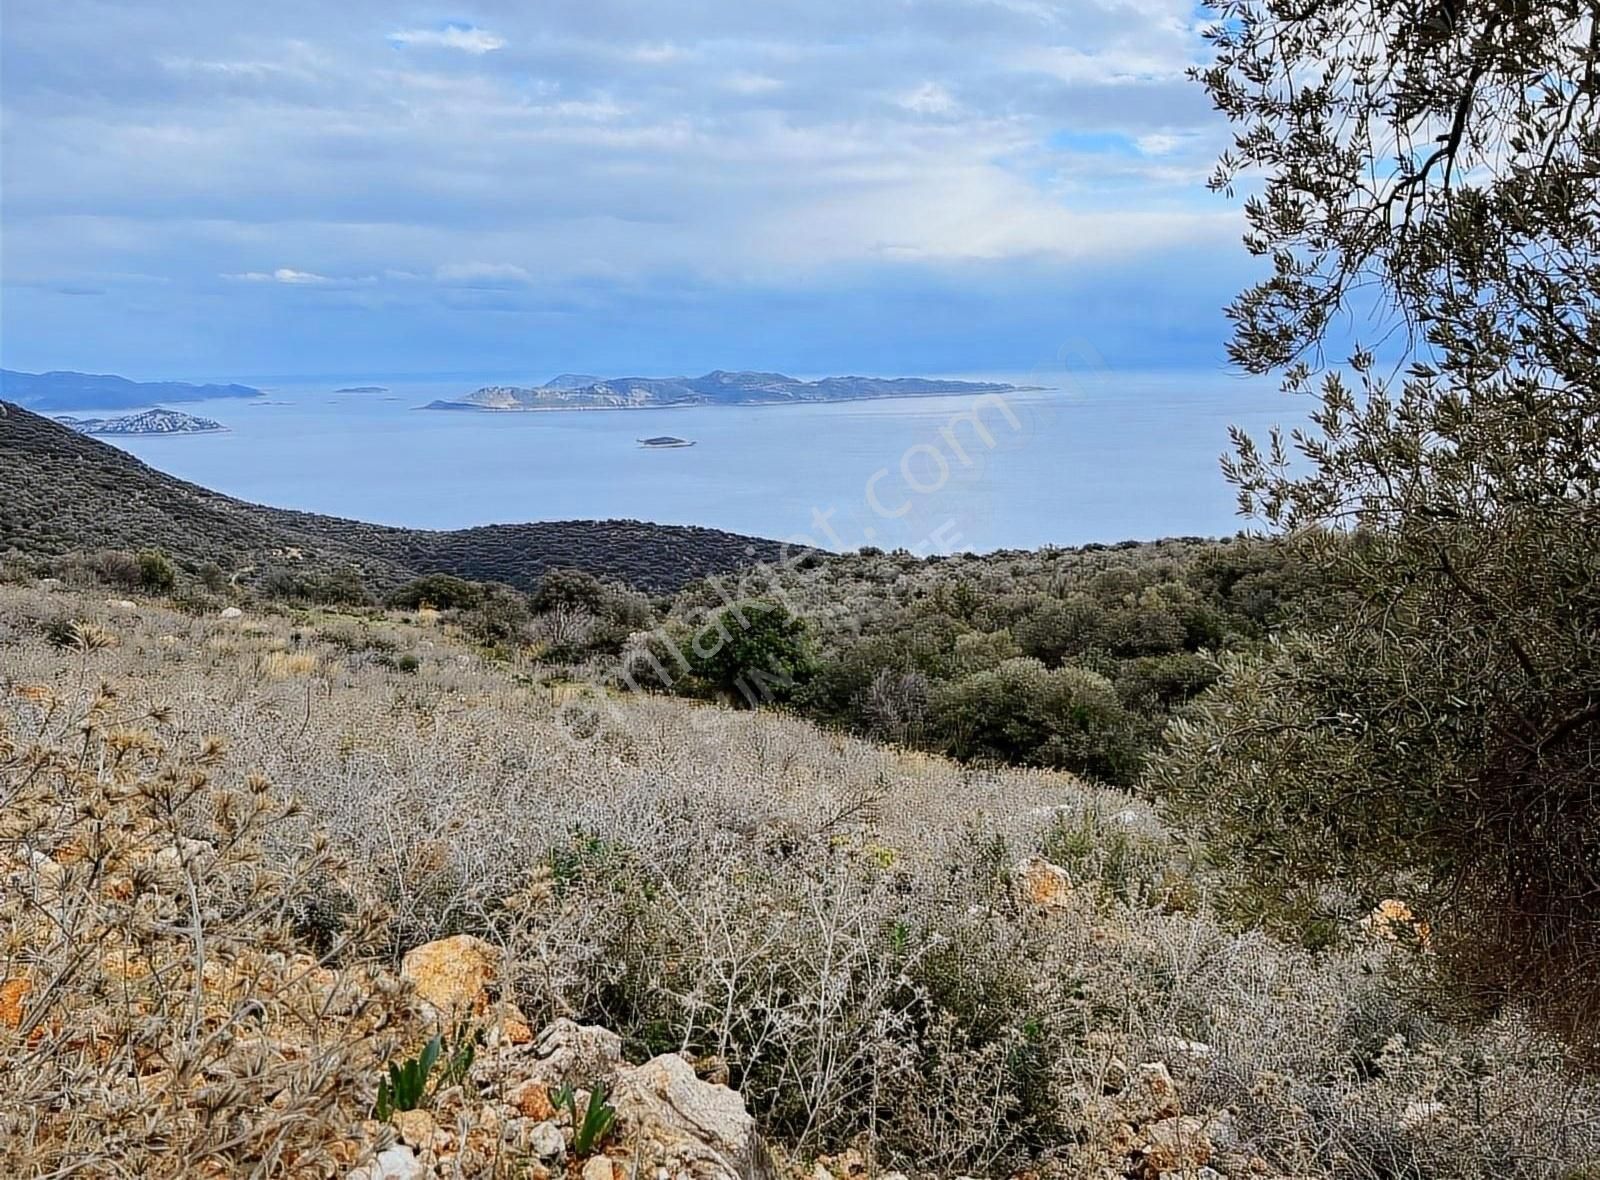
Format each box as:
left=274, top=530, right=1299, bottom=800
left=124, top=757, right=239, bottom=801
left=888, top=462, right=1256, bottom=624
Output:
left=1, top=584, right=1598, bottom=1178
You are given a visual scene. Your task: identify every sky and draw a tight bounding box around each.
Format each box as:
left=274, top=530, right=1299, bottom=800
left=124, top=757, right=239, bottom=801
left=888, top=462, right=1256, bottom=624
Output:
left=0, top=0, right=1254, bottom=382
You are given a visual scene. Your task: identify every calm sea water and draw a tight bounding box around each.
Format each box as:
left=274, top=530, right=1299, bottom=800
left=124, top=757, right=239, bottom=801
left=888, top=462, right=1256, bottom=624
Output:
left=74, top=369, right=1302, bottom=554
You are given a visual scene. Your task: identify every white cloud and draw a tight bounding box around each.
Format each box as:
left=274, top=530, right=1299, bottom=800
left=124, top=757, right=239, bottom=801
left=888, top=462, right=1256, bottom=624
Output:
left=899, top=82, right=957, bottom=116
left=434, top=261, right=532, bottom=287
left=226, top=267, right=331, bottom=284
left=388, top=25, right=505, bottom=54
left=6, top=0, right=1234, bottom=369
left=625, top=43, right=685, bottom=64
left=1136, top=132, right=1181, bottom=155
left=723, top=73, right=783, bottom=95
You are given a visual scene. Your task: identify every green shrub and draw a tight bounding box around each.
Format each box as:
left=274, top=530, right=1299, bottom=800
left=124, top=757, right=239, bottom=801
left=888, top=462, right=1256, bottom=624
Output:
left=386, top=574, right=485, bottom=611
left=685, top=600, right=815, bottom=707
left=532, top=567, right=607, bottom=614
left=136, top=550, right=176, bottom=593
left=930, top=659, right=1141, bottom=784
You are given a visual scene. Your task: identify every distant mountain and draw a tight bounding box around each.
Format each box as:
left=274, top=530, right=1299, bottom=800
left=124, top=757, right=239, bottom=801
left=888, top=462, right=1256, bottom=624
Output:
left=0, top=369, right=262, bottom=411
left=56, top=408, right=227, bottom=436
left=423, top=370, right=1035, bottom=412
left=0, top=401, right=792, bottom=594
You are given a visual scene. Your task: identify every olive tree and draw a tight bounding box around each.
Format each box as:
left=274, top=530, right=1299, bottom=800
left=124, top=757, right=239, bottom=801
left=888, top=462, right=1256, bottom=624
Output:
left=1157, top=0, right=1600, bottom=1047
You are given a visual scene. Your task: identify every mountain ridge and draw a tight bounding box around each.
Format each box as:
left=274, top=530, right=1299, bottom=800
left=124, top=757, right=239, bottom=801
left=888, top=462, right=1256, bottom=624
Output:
left=1, top=369, right=262, bottom=411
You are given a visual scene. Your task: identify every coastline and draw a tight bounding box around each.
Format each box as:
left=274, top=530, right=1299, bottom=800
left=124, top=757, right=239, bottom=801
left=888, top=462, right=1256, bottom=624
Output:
left=83, top=427, right=232, bottom=438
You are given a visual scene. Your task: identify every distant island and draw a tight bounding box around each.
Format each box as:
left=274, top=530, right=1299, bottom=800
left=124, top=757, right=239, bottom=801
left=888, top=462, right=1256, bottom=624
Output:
left=639, top=435, right=696, bottom=448
left=335, top=385, right=388, bottom=393
left=1, top=369, right=261, bottom=412
left=55, top=408, right=228, bottom=436
left=423, top=370, right=1041, bottom=412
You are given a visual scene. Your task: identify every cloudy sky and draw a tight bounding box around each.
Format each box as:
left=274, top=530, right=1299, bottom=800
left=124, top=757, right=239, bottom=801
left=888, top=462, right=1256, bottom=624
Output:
left=0, top=0, right=1251, bottom=381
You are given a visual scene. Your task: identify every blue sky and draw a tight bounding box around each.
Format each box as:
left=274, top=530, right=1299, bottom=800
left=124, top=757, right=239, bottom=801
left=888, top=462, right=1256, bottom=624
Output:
left=0, top=0, right=1252, bottom=381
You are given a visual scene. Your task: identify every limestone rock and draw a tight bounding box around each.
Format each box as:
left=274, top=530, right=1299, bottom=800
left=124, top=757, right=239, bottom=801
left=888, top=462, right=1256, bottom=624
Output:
left=391, top=1108, right=436, bottom=1147
left=509, top=1079, right=557, bottom=1120
left=400, top=934, right=500, bottom=1021
left=499, top=1002, right=535, bottom=1045
left=1150, top=1036, right=1213, bottom=1062
left=612, top=1050, right=771, bottom=1180
left=1014, top=855, right=1072, bottom=909
left=0, top=977, right=30, bottom=1028
left=151, top=837, right=216, bottom=874
left=582, top=1156, right=615, bottom=1180
left=347, top=1144, right=425, bottom=1180
left=521, top=1018, right=624, bottom=1087
left=1399, top=1099, right=1446, bottom=1130
left=1122, top=1062, right=1183, bottom=1122
left=527, top=1119, right=566, bottom=1162
left=219, top=606, right=244, bottom=620
left=1141, top=1115, right=1211, bottom=1176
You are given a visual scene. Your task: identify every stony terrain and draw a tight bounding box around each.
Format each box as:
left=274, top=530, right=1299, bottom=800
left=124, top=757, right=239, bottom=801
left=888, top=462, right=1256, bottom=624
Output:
left=2, top=581, right=1597, bottom=1177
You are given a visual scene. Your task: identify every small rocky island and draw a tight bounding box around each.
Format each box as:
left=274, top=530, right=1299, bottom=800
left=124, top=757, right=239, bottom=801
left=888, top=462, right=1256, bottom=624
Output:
left=424, top=370, right=1041, bottom=412
left=639, top=435, right=696, bottom=448
left=55, top=408, right=227, bottom=436
left=335, top=385, right=388, bottom=393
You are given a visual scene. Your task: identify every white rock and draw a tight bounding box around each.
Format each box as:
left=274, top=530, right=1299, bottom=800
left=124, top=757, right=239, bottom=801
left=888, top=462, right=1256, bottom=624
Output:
left=527, top=1119, right=566, bottom=1162
left=219, top=606, right=244, bottom=620
left=105, top=599, right=136, bottom=611
left=529, top=1018, right=624, bottom=1082
left=612, top=1050, right=769, bottom=1179
left=152, top=837, right=216, bottom=873
left=346, top=1145, right=425, bottom=1180
left=1400, top=1099, right=1446, bottom=1130
left=1151, top=1035, right=1213, bottom=1060
left=582, top=1156, right=614, bottom=1180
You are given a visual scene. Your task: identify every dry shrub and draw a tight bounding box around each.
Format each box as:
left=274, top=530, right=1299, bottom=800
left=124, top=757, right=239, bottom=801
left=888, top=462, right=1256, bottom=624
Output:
left=0, top=680, right=406, bottom=1177
left=260, top=650, right=321, bottom=679
left=1, top=586, right=1598, bottom=1178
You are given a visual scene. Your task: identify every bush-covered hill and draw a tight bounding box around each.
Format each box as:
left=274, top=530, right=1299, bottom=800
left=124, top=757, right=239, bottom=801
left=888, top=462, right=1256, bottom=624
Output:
left=3, top=583, right=1595, bottom=1177
left=0, top=401, right=790, bottom=593
left=609, top=537, right=1319, bottom=786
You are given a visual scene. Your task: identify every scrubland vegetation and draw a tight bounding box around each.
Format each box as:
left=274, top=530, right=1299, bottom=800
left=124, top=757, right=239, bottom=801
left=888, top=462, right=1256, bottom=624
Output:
left=3, top=582, right=1598, bottom=1177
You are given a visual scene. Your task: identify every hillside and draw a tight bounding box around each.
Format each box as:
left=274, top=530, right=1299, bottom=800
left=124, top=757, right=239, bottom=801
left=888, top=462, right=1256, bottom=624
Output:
left=2, top=582, right=1595, bottom=1178
left=424, top=369, right=1033, bottom=411
left=0, top=401, right=790, bottom=593
left=0, top=368, right=262, bottom=410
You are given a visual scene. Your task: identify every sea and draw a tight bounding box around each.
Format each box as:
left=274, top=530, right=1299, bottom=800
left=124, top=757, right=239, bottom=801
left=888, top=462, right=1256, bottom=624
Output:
left=63, top=368, right=1306, bottom=554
